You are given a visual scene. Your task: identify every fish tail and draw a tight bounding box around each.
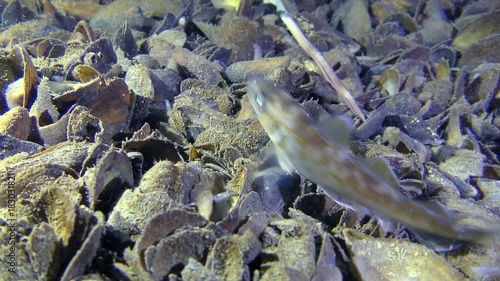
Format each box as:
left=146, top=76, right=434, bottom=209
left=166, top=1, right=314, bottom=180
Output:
left=410, top=220, right=500, bottom=251
left=455, top=225, right=500, bottom=247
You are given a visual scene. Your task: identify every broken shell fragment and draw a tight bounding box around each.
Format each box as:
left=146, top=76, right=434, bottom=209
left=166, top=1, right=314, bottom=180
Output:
left=150, top=228, right=216, bottom=279
left=452, top=11, right=500, bottom=53
left=4, top=46, right=38, bottom=109
left=4, top=78, right=25, bottom=109
left=0, top=135, right=43, bottom=159
left=253, top=167, right=301, bottom=214
left=225, top=56, right=291, bottom=84
left=26, top=222, right=62, bottom=281
left=181, top=258, right=219, bottom=281
left=260, top=218, right=317, bottom=280
left=343, top=229, right=467, bottom=281
left=436, top=147, right=486, bottom=181
left=0, top=106, right=30, bottom=140
left=71, top=78, right=134, bottom=142
left=60, top=223, right=105, bottom=281
left=378, top=68, right=400, bottom=97
left=0, top=220, right=61, bottom=281
left=205, top=235, right=248, bottom=280
left=65, top=39, right=117, bottom=80
left=67, top=105, right=102, bottom=142
left=127, top=209, right=211, bottom=280
left=313, top=234, right=343, bottom=281
left=72, top=65, right=102, bottom=83
left=69, top=20, right=97, bottom=44
left=194, top=16, right=258, bottom=63
left=113, top=23, right=138, bottom=59
left=24, top=38, right=67, bottom=58
left=35, top=186, right=80, bottom=248
left=171, top=48, right=225, bottom=86
left=147, top=28, right=186, bottom=67
left=81, top=147, right=134, bottom=212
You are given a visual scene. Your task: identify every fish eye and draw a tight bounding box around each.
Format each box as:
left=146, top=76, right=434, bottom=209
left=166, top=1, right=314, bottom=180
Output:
left=255, top=94, right=264, bottom=107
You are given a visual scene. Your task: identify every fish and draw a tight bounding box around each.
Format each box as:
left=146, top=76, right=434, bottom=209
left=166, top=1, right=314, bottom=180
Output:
left=246, top=76, right=496, bottom=244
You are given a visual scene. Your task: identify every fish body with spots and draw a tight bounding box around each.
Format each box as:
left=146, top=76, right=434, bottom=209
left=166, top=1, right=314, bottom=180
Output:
left=247, top=77, right=495, bottom=244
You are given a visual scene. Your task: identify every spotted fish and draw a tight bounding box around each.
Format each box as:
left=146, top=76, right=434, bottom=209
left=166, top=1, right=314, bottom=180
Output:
left=247, top=76, right=495, bottom=243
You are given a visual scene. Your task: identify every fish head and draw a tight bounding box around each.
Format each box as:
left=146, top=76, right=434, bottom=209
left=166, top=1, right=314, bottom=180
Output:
left=246, top=77, right=292, bottom=118
left=246, top=77, right=302, bottom=144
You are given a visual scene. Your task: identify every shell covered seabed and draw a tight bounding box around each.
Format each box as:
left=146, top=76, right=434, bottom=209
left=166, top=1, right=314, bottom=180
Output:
left=0, top=0, right=499, bottom=280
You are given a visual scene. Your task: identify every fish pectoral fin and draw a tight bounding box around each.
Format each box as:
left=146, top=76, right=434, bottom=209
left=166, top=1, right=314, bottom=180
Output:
left=360, top=157, right=401, bottom=191
left=256, top=144, right=297, bottom=174
left=410, top=228, right=463, bottom=252
left=316, top=114, right=354, bottom=150
left=275, top=145, right=297, bottom=173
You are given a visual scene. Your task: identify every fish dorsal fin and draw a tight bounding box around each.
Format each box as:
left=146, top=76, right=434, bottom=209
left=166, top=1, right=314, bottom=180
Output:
left=316, top=114, right=353, bottom=150
left=361, top=157, right=401, bottom=191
